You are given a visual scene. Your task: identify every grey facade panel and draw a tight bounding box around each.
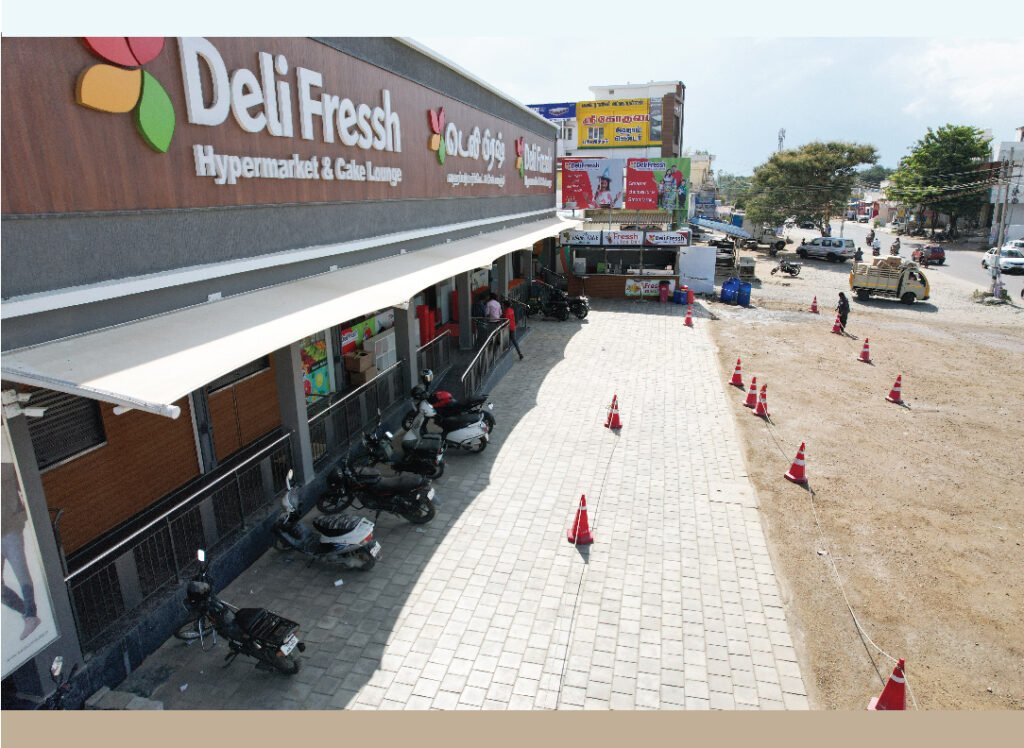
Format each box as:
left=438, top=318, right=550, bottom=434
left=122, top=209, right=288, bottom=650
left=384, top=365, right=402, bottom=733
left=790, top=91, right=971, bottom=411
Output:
left=314, top=38, right=555, bottom=141
left=1, top=195, right=553, bottom=299
left=1, top=208, right=555, bottom=351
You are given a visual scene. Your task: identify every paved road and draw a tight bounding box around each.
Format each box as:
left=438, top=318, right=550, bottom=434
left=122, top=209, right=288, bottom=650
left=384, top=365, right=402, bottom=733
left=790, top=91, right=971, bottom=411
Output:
left=785, top=221, right=1024, bottom=300
left=125, top=300, right=807, bottom=710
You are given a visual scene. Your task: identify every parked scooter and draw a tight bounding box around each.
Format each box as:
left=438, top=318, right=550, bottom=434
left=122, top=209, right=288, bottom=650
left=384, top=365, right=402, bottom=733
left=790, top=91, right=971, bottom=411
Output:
left=770, top=258, right=802, bottom=277
left=540, top=268, right=590, bottom=319
left=400, top=369, right=495, bottom=432
left=272, top=470, right=380, bottom=570
left=174, top=549, right=305, bottom=675
left=526, top=279, right=571, bottom=320
left=362, top=411, right=446, bottom=479
left=412, top=386, right=490, bottom=453
left=317, top=458, right=437, bottom=524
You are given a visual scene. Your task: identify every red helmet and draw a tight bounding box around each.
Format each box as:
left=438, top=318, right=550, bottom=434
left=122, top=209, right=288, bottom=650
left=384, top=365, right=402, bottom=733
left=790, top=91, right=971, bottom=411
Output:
left=433, top=390, right=455, bottom=407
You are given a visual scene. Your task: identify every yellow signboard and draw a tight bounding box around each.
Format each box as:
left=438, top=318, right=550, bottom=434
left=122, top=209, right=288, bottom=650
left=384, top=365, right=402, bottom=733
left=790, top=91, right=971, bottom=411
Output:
left=577, top=98, right=660, bottom=149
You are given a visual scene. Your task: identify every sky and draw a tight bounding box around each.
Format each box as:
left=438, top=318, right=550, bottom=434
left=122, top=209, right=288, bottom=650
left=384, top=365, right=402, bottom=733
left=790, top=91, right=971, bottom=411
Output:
left=416, top=37, right=1024, bottom=176
left=3, top=0, right=1020, bottom=178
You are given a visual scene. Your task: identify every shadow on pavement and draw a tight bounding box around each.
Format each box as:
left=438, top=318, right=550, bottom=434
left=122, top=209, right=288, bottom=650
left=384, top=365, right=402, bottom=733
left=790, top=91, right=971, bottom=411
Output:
left=127, top=304, right=631, bottom=709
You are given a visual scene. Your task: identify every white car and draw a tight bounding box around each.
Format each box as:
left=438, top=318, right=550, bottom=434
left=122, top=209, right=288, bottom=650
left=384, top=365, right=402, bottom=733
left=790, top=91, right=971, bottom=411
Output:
left=982, top=243, right=1024, bottom=274
left=797, top=237, right=857, bottom=262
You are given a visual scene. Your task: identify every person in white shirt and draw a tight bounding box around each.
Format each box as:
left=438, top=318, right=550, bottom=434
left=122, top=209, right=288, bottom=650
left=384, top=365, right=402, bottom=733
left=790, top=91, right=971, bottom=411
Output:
left=484, top=293, right=502, bottom=321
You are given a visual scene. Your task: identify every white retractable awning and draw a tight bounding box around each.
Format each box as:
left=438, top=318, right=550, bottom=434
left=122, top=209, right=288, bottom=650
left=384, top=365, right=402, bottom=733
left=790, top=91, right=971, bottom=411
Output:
left=1, top=216, right=578, bottom=419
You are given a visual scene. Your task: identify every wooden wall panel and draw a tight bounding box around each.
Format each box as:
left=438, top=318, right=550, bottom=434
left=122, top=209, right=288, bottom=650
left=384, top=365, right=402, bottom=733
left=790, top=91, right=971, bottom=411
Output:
left=234, top=358, right=282, bottom=446
left=1, top=38, right=555, bottom=215
left=41, top=399, right=200, bottom=554
left=208, top=388, right=241, bottom=463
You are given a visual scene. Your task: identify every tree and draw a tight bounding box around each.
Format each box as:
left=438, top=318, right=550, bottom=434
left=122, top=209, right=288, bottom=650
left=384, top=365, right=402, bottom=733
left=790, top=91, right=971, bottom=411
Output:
left=716, top=172, right=752, bottom=209
left=855, top=164, right=894, bottom=187
left=886, top=125, right=993, bottom=238
left=744, top=142, right=878, bottom=231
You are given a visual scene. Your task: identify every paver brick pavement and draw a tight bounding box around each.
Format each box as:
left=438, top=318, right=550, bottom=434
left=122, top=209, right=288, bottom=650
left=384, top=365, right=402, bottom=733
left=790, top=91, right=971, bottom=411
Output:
left=128, top=299, right=806, bottom=710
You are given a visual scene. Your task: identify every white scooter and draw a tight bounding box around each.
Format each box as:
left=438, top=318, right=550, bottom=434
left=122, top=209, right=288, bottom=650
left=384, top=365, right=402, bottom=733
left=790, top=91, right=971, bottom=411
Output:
left=271, top=470, right=381, bottom=570
left=410, top=386, right=490, bottom=453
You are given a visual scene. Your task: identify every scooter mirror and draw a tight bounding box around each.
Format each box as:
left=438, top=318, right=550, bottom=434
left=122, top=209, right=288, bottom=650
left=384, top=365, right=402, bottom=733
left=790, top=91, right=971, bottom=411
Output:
left=50, top=656, right=64, bottom=680
left=197, top=549, right=206, bottom=563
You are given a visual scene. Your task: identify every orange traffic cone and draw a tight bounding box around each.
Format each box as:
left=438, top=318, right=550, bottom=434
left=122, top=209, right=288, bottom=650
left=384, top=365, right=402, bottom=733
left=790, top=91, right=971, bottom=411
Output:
left=743, top=376, right=759, bottom=408
left=729, top=358, right=744, bottom=388
left=605, top=395, right=622, bottom=430
left=809, top=296, right=819, bottom=314
left=886, top=375, right=904, bottom=404
left=784, top=442, right=808, bottom=485
left=858, top=338, right=872, bottom=363
left=868, top=658, right=907, bottom=711
left=753, top=384, right=769, bottom=418
left=684, top=304, right=694, bottom=327
left=831, top=314, right=843, bottom=334
left=567, top=494, right=594, bottom=545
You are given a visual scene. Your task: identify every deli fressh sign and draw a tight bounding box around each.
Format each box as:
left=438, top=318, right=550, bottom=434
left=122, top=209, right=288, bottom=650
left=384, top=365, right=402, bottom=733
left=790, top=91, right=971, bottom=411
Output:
left=0, top=38, right=555, bottom=214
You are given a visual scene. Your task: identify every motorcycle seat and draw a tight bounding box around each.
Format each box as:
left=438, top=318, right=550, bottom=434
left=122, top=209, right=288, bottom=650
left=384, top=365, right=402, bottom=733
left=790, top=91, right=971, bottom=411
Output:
left=313, top=514, right=364, bottom=537
left=441, top=412, right=483, bottom=430
left=233, top=607, right=267, bottom=636
left=375, top=473, right=427, bottom=492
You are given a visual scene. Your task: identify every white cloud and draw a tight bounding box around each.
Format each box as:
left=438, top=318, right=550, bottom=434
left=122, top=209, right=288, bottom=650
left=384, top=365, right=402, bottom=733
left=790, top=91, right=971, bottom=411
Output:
left=896, top=39, right=1024, bottom=117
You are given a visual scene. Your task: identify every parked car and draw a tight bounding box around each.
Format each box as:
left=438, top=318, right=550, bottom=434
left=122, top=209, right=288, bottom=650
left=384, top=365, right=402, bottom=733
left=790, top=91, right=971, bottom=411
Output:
left=857, top=215, right=870, bottom=223
left=797, top=236, right=856, bottom=262
left=798, top=221, right=816, bottom=230
left=982, top=243, right=1024, bottom=274
left=911, top=244, right=945, bottom=266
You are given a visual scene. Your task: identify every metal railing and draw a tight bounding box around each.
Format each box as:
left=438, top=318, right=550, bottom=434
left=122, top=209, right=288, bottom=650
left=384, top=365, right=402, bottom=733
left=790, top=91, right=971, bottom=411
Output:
left=416, top=330, right=454, bottom=379
left=460, top=319, right=510, bottom=399
left=307, top=360, right=406, bottom=467
left=64, top=433, right=293, bottom=653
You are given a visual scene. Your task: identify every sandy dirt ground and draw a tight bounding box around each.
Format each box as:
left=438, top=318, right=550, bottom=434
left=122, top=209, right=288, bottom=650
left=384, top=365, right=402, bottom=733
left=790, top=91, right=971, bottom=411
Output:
left=705, top=246, right=1024, bottom=710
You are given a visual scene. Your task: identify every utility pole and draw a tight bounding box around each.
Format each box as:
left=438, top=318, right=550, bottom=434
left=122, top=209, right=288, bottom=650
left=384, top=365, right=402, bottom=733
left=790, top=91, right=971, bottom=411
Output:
left=777, top=128, right=786, bottom=153
left=991, top=146, right=1015, bottom=298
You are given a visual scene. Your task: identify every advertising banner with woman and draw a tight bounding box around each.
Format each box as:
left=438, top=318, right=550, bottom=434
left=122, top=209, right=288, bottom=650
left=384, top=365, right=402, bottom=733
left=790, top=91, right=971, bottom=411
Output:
left=2, top=417, right=58, bottom=678
left=560, top=158, right=625, bottom=210
left=625, top=157, right=691, bottom=214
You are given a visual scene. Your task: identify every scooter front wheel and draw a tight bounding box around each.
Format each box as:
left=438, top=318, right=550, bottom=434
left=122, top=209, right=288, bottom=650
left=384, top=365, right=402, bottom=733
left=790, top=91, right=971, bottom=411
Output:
left=424, top=461, right=445, bottom=480
left=790, top=267, right=801, bottom=276
left=466, top=437, right=488, bottom=454
left=572, top=305, right=589, bottom=320
left=770, top=268, right=778, bottom=275
left=174, top=615, right=215, bottom=641
left=317, top=491, right=354, bottom=515
left=401, top=498, right=436, bottom=525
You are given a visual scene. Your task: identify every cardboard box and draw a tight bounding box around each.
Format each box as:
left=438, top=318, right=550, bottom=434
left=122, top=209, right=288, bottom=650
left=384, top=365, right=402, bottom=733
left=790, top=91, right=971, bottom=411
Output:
left=344, top=351, right=373, bottom=373
left=348, top=366, right=378, bottom=385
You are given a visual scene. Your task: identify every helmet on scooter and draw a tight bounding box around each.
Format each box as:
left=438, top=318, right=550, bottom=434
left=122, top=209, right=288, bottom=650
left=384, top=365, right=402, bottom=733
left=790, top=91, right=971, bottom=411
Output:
left=420, top=369, right=433, bottom=385
left=411, top=385, right=427, bottom=400
left=433, top=390, right=455, bottom=407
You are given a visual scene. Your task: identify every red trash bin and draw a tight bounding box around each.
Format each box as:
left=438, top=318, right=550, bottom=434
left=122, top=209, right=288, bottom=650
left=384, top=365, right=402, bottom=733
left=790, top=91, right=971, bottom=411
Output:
left=659, top=281, right=670, bottom=304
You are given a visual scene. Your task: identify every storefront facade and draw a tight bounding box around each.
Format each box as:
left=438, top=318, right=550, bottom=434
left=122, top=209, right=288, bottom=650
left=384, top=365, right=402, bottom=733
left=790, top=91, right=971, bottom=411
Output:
left=1, top=37, right=571, bottom=705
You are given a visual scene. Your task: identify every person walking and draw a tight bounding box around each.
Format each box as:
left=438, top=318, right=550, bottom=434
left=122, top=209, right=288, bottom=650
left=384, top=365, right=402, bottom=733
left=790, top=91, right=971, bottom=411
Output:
left=2, top=462, right=42, bottom=641
left=502, top=299, right=524, bottom=360
left=484, top=292, right=502, bottom=322
left=836, top=291, right=850, bottom=334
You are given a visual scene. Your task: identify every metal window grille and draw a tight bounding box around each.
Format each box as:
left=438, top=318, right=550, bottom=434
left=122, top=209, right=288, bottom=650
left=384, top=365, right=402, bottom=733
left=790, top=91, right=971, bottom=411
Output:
left=26, top=390, right=106, bottom=470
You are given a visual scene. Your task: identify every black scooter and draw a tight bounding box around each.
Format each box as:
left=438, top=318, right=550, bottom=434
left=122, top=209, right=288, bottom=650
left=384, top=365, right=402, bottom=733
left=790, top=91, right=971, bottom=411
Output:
left=770, top=258, right=801, bottom=276
left=540, top=268, right=590, bottom=319
left=174, top=549, right=305, bottom=675
left=361, top=411, right=446, bottom=479
left=526, top=279, right=570, bottom=320
left=317, top=458, right=437, bottom=524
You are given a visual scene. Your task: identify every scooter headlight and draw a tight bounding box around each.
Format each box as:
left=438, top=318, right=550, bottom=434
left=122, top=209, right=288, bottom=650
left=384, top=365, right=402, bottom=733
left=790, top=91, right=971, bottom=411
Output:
left=427, top=487, right=436, bottom=500
left=487, top=402, right=495, bottom=410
